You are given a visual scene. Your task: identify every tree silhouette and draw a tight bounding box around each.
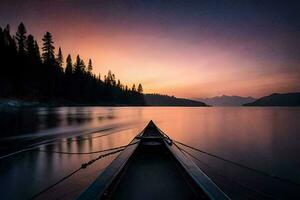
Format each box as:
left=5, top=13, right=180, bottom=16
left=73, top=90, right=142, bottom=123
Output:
left=0, top=23, right=146, bottom=105
left=33, top=41, right=41, bottom=63
left=42, top=32, right=55, bottom=64
left=88, top=59, right=93, bottom=73
left=15, top=23, right=27, bottom=54
left=24, top=34, right=41, bottom=95
left=138, top=83, right=143, bottom=93
left=26, top=36, right=41, bottom=65
left=117, top=80, right=121, bottom=88
left=56, top=47, right=63, bottom=70
left=65, top=54, right=73, bottom=76
left=132, top=84, right=136, bottom=92
left=74, top=55, right=84, bottom=75
left=26, top=35, right=35, bottom=54
left=81, top=59, right=86, bottom=73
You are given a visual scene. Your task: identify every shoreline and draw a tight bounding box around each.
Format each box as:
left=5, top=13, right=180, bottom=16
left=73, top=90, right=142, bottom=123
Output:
left=0, top=98, right=209, bottom=109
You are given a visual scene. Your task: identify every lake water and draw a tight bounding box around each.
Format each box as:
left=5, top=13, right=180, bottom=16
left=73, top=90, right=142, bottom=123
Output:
left=0, top=107, right=299, bottom=199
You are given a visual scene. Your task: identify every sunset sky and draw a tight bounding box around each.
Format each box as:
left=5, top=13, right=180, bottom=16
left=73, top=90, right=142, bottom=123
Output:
left=1, top=0, right=299, bottom=98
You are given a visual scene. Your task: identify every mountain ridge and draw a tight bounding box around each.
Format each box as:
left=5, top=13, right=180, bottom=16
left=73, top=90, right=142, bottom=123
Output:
left=196, top=95, right=256, bottom=106
left=243, top=92, right=300, bottom=106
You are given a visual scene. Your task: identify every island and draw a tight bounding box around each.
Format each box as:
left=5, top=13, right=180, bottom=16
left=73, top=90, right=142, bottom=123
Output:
left=243, top=93, right=300, bottom=106
left=144, top=94, right=207, bottom=106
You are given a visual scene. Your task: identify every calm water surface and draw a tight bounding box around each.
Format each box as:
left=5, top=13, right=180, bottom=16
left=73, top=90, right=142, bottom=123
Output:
left=0, top=107, right=299, bottom=199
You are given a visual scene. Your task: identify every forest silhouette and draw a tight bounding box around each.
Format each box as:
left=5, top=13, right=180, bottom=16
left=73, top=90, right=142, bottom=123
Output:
left=0, top=23, right=144, bottom=105
left=0, top=23, right=208, bottom=106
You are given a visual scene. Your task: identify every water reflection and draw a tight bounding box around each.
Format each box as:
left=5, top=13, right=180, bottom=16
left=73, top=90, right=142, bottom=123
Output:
left=0, top=107, right=300, bottom=199
left=0, top=107, right=97, bottom=138
left=0, top=108, right=40, bottom=136
left=0, top=107, right=122, bottom=156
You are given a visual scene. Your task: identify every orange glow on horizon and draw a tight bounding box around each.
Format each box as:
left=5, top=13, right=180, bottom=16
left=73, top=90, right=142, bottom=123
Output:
left=23, top=18, right=300, bottom=99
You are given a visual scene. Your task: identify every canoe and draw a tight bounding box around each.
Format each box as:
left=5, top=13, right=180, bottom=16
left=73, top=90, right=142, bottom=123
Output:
left=77, top=120, right=229, bottom=200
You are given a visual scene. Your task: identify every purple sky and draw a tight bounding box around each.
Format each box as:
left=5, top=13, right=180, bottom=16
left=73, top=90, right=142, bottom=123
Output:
left=1, top=0, right=299, bottom=98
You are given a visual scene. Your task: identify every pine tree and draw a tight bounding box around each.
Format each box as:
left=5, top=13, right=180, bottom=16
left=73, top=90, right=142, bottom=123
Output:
left=26, top=35, right=35, bottom=57
left=42, top=32, right=55, bottom=64
left=112, top=74, right=116, bottom=86
left=26, top=35, right=41, bottom=74
left=117, top=80, right=121, bottom=88
left=34, top=41, right=41, bottom=63
left=65, top=54, right=73, bottom=75
left=80, top=59, right=86, bottom=73
left=106, top=70, right=113, bottom=85
left=25, top=39, right=41, bottom=65
left=88, top=59, right=93, bottom=73
left=3, top=25, right=16, bottom=53
left=15, top=23, right=27, bottom=54
left=137, top=83, right=143, bottom=93
left=56, top=47, right=63, bottom=69
left=132, top=84, right=136, bottom=92
left=74, top=55, right=84, bottom=75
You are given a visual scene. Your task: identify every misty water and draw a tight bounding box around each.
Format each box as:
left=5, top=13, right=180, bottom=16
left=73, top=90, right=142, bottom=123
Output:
left=0, top=107, right=300, bottom=199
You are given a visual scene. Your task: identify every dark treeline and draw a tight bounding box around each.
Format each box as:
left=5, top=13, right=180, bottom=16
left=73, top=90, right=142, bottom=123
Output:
left=144, top=94, right=207, bottom=106
left=0, top=23, right=144, bottom=105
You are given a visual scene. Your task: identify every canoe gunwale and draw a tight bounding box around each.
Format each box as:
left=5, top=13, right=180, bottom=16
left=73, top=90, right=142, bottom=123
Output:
left=153, top=126, right=230, bottom=200
left=77, top=121, right=230, bottom=200
left=76, top=136, right=142, bottom=200
left=164, top=139, right=230, bottom=200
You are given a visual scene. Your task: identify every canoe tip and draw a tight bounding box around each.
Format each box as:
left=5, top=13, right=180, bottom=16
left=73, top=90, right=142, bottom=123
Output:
left=148, top=120, right=156, bottom=126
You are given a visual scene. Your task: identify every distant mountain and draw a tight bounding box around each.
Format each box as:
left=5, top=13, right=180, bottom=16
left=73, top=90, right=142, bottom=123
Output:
left=144, top=94, right=207, bottom=106
left=196, top=95, right=256, bottom=106
left=243, top=92, right=300, bottom=106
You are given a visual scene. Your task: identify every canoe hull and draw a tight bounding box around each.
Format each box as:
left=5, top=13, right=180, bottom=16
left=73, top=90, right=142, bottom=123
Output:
left=77, top=121, right=229, bottom=200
